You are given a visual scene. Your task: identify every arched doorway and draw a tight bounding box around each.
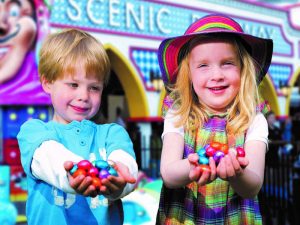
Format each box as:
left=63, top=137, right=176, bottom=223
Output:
left=259, top=74, right=280, bottom=115
left=105, top=44, right=149, bottom=119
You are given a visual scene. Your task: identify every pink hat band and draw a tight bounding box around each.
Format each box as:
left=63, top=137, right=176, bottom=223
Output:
left=158, top=14, right=273, bottom=86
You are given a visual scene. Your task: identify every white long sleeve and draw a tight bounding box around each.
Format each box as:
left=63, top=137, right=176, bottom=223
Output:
left=31, top=140, right=83, bottom=193
left=107, top=150, right=138, bottom=199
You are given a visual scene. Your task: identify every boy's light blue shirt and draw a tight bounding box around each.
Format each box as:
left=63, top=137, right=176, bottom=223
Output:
left=17, top=119, right=136, bottom=225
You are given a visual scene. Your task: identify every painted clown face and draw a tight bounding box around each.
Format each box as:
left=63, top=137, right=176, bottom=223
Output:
left=0, top=0, right=37, bottom=84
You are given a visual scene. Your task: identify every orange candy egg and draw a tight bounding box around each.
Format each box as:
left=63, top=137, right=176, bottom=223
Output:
left=91, top=177, right=102, bottom=189
left=210, top=142, right=221, bottom=149
left=72, top=168, right=87, bottom=178
left=220, top=144, right=229, bottom=154
left=198, top=164, right=211, bottom=173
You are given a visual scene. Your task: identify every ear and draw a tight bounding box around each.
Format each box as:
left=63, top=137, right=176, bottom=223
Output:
left=41, top=76, right=52, bottom=94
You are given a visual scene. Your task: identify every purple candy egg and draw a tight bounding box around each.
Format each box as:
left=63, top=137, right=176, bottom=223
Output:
left=213, top=151, right=225, bottom=164
left=99, top=169, right=110, bottom=179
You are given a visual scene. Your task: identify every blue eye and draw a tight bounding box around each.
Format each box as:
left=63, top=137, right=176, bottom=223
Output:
left=68, top=83, right=78, bottom=88
left=198, top=64, right=207, bottom=68
left=90, top=86, right=101, bottom=92
left=9, top=4, right=20, bottom=18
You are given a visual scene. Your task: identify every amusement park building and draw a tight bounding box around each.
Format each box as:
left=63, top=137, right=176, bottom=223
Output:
left=49, top=0, right=300, bottom=120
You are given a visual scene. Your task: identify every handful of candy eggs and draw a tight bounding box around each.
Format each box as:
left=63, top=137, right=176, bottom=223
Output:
left=197, top=142, right=245, bottom=172
left=70, top=159, right=118, bottom=189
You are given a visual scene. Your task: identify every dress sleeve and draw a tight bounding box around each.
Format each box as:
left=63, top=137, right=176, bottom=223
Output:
left=245, top=113, right=269, bottom=146
left=161, top=109, right=184, bottom=140
left=17, top=119, right=60, bottom=179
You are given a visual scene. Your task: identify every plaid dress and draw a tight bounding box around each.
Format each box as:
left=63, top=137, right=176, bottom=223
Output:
left=156, top=108, right=263, bottom=224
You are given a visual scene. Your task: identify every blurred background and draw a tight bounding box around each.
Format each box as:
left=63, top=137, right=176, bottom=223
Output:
left=1, top=0, right=300, bottom=224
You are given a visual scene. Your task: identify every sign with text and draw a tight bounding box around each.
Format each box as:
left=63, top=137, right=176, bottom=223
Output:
left=50, top=0, right=292, bottom=55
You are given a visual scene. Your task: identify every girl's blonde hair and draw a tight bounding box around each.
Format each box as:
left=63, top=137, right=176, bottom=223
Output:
left=39, top=29, right=110, bottom=84
left=168, top=34, right=260, bottom=135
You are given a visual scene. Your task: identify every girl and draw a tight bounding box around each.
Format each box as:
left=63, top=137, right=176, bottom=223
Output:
left=156, top=14, right=273, bottom=224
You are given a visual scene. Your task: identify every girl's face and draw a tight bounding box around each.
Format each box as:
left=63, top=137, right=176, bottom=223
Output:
left=42, top=64, right=103, bottom=124
left=189, top=40, right=241, bottom=113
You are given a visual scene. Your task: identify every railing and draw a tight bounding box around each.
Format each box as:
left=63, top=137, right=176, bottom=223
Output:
left=139, top=136, right=300, bottom=224
left=260, top=141, right=300, bottom=225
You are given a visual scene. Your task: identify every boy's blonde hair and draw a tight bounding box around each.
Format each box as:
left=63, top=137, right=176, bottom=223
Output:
left=39, top=28, right=110, bottom=84
left=169, top=35, right=260, bottom=135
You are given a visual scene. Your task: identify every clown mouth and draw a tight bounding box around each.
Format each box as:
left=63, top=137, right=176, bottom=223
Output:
left=0, top=24, right=20, bottom=44
left=0, top=46, right=9, bottom=60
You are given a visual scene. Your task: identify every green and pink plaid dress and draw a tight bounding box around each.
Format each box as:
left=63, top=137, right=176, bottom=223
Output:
left=156, top=96, right=265, bottom=225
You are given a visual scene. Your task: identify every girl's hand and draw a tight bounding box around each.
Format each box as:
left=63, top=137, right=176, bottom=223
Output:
left=98, top=161, right=136, bottom=198
left=188, top=153, right=217, bottom=186
left=216, top=151, right=249, bottom=181
left=64, top=161, right=98, bottom=198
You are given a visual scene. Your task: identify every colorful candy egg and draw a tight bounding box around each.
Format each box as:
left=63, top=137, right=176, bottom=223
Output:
left=99, top=169, right=110, bottom=179
left=199, top=156, right=209, bottom=165
left=236, top=147, right=246, bottom=157
left=88, top=167, right=99, bottom=177
left=213, top=151, right=225, bottom=164
left=77, top=160, right=92, bottom=171
left=72, top=168, right=87, bottom=178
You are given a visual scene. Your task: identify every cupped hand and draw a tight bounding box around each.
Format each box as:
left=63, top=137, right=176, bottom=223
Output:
left=188, top=153, right=217, bottom=186
left=216, top=151, right=249, bottom=181
left=64, top=161, right=98, bottom=197
left=99, top=161, right=136, bottom=198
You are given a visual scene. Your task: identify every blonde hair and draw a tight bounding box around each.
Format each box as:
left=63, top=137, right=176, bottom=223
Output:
left=169, top=35, right=260, bottom=135
left=39, top=28, right=110, bottom=84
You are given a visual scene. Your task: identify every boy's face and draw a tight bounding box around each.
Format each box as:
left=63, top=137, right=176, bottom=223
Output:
left=188, top=40, right=241, bottom=113
left=42, top=65, right=103, bottom=124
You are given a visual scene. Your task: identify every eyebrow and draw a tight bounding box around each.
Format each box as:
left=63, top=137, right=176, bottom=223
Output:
left=8, top=0, right=21, bottom=6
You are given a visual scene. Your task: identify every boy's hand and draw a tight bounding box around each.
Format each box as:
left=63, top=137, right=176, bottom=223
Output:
left=216, top=151, right=249, bottom=181
left=64, top=161, right=98, bottom=198
left=188, top=153, right=217, bottom=186
left=99, top=161, right=136, bottom=198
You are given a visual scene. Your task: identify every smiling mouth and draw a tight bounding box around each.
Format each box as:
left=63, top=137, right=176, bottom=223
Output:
left=208, top=86, right=228, bottom=91
left=0, top=24, right=20, bottom=44
left=71, top=105, right=89, bottom=113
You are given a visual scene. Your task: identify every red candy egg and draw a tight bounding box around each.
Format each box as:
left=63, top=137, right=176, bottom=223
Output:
left=205, top=146, right=216, bottom=157
left=77, top=160, right=92, bottom=171
left=88, top=167, right=99, bottom=177
left=236, top=147, right=246, bottom=157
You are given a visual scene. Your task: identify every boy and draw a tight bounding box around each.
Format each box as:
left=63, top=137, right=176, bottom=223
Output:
left=17, top=29, right=138, bottom=225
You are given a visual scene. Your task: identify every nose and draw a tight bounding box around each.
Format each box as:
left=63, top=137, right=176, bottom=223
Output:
left=0, top=10, right=9, bottom=36
left=210, top=66, right=224, bottom=81
left=77, top=88, right=89, bottom=102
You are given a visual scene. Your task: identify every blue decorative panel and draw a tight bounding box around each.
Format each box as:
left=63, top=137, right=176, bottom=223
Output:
left=268, top=64, right=292, bottom=89
left=131, top=48, right=161, bottom=90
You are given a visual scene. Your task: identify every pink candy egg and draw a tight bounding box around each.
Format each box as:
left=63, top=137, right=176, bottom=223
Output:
left=77, top=160, right=92, bottom=171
